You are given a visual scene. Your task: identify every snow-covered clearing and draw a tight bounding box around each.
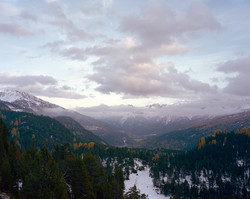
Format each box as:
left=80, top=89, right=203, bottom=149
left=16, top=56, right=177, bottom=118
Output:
left=125, top=164, right=170, bottom=199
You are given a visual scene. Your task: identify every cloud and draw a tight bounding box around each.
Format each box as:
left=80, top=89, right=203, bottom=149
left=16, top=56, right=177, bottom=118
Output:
left=102, top=0, right=113, bottom=8
left=89, top=53, right=215, bottom=98
left=0, top=74, right=57, bottom=86
left=0, top=73, right=86, bottom=99
left=30, top=86, right=86, bottom=99
left=4, top=0, right=90, bottom=41
left=41, top=42, right=86, bottom=61
left=75, top=0, right=220, bottom=99
left=20, top=12, right=38, bottom=21
left=42, top=1, right=90, bottom=41
left=217, top=55, right=250, bottom=96
left=35, top=0, right=221, bottom=100
left=82, top=2, right=103, bottom=16
left=0, top=1, right=37, bottom=21
left=120, top=1, right=222, bottom=48
left=76, top=92, right=250, bottom=118
left=0, top=23, right=33, bottom=36
left=0, top=2, right=20, bottom=17
left=218, top=55, right=250, bottom=74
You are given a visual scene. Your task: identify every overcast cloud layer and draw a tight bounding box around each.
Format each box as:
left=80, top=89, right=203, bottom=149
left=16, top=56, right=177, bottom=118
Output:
left=0, top=0, right=250, bottom=112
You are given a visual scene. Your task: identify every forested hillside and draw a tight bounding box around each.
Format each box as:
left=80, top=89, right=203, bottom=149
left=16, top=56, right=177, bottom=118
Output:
left=0, top=109, right=74, bottom=150
left=0, top=109, right=109, bottom=151
left=150, top=130, right=250, bottom=198
left=54, top=116, right=107, bottom=145
left=0, top=118, right=149, bottom=199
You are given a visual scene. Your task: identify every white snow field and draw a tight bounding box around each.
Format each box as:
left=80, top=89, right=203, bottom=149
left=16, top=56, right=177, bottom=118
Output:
left=125, top=163, right=170, bottom=199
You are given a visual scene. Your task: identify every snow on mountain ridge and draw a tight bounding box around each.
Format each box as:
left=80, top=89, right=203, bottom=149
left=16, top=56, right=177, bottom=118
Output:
left=0, top=89, right=25, bottom=103
left=0, top=89, right=59, bottom=111
left=0, top=89, right=42, bottom=103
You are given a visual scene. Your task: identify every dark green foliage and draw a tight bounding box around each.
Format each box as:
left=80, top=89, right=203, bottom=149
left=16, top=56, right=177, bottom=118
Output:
left=124, top=185, right=148, bottom=199
left=151, top=132, right=250, bottom=198
left=19, top=145, right=68, bottom=199
left=53, top=144, right=95, bottom=199
left=114, top=165, right=125, bottom=199
left=0, top=119, right=17, bottom=194
left=0, top=119, right=127, bottom=199
left=0, top=118, right=9, bottom=156
left=83, top=153, right=106, bottom=198
left=0, top=109, right=74, bottom=150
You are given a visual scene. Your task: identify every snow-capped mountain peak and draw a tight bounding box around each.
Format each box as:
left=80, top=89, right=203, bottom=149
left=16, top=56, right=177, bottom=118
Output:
left=0, top=89, right=44, bottom=103
left=0, top=89, right=26, bottom=103
left=0, top=89, right=59, bottom=112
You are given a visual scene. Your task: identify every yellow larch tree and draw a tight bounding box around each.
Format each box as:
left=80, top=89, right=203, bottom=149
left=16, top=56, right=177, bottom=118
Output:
left=12, top=127, right=17, bottom=137
left=14, top=119, right=19, bottom=126
left=198, top=137, right=206, bottom=150
left=79, top=142, right=83, bottom=147
left=16, top=140, right=21, bottom=148
left=214, top=129, right=222, bottom=137
left=87, top=142, right=95, bottom=149
left=74, top=143, right=78, bottom=150
left=211, top=139, right=217, bottom=145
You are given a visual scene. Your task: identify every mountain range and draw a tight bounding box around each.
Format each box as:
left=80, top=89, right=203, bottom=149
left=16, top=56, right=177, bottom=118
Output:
left=0, top=89, right=134, bottom=146
left=0, top=89, right=250, bottom=150
left=137, top=110, right=250, bottom=150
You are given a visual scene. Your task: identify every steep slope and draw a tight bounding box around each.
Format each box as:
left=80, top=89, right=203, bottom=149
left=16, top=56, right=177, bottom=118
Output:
left=138, top=111, right=250, bottom=150
left=0, top=89, right=134, bottom=146
left=54, top=116, right=108, bottom=145
left=0, top=109, right=74, bottom=150
left=0, top=89, right=58, bottom=113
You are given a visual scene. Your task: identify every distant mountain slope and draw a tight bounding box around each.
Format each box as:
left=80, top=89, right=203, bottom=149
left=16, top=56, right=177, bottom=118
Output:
left=100, top=115, right=209, bottom=136
left=0, top=89, right=134, bottom=146
left=138, top=111, right=250, bottom=150
left=76, top=102, right=250, bottom=137
left=54, top=116, right=107, bottom=145
left=51, top=110, right=136, bottom=146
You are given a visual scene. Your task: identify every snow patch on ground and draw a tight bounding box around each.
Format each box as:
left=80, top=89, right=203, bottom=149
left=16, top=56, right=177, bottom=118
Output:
left=18, top=179, right=23, bottom=190
left=237, top=159, right=243, bottom=167
left=125, top=165, right=170, bottom=199
left=7, top=105, right=23, bottom=112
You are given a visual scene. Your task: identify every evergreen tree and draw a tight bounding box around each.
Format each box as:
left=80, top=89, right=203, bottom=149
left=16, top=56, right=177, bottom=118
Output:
left=114, top=165, right=125, bottom=199
left=124, top=185, right=148, bottom=199
left=20, top=145, right=68, bottom=199
left=83, top=153, right=106, bottom=198
left=0, top=119, right=16, bottom=193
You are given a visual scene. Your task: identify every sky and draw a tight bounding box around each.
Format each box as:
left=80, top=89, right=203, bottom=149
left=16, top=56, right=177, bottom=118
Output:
left=0, top=0, right=250, bottom=110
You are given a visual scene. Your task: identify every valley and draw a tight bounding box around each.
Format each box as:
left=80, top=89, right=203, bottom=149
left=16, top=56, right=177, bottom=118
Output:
left=0, top=90, right=249, bottom=199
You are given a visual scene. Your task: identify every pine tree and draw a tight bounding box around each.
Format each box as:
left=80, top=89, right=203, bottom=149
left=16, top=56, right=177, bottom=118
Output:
left=0, top=119, right=12, bottom=192
left=114, top=165, right=125, bottom=199
left=124, top=185, right=148, bottom=199
left=83, top=153, right=105, bottom=198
